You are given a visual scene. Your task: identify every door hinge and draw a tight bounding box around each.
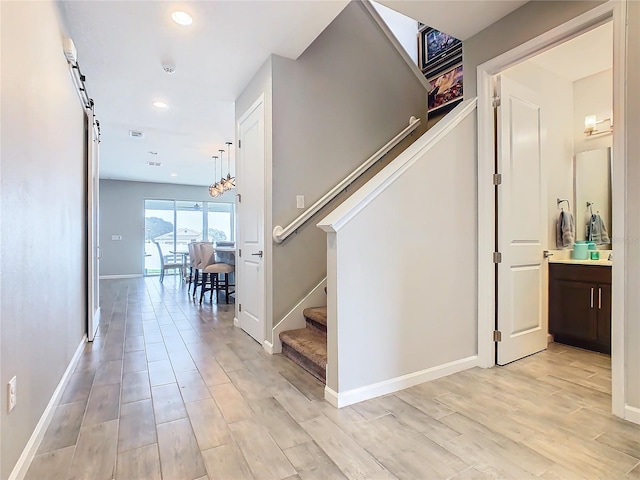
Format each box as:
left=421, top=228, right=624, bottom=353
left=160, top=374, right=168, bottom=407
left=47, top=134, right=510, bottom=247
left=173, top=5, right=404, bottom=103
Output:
left=239, top=303, right=242, bottom=312
left=238, top=140, right=241, bottom=148
left=493, top=173, right=502, bottom=185
left=493, top=252, right=502, bottom=263
left=493, top=330, right=502, bottom=342
left=492, top=96, right=501, bottom=108
left=236, top=193, right=241, bottom=203
left=238, top=249, right=242, bottom=258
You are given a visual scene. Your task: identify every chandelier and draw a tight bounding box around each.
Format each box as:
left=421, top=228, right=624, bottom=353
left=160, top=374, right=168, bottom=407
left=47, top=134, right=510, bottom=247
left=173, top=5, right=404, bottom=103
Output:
left=208, top=142, right=235, bottom=198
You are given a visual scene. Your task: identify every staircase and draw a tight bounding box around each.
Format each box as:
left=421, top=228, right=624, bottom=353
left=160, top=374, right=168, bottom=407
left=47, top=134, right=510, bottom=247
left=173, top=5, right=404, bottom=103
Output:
left=279, top=306, right=327, bottom=383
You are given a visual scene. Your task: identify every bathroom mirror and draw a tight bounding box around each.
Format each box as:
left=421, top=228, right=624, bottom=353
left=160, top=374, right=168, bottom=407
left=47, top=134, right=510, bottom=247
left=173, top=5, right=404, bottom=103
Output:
left=574, top=147, right=612, bottom=244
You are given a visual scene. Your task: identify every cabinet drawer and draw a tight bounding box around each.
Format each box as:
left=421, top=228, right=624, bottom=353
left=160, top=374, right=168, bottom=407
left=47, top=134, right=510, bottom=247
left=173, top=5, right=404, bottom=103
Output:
left=549, top=263, right=611, bottom=284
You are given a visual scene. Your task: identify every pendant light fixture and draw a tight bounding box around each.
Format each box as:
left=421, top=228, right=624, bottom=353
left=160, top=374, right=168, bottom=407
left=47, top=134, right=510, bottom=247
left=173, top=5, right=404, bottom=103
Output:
left=223, top=141, right=235, bottom=191
left=208, top=141, right=235, bottom=197
left=209, top=155, right=220, bottom=197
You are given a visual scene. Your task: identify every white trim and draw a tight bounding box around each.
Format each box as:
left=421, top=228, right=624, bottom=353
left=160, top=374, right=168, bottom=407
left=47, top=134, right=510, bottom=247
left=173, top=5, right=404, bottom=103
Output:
left=324, top=356, right=478, bottom=408
left=318, top=99, right=477, bottom=233
left=9, top=336, right=86, bottom=480
left=360, top=1, right=431, bottom=91
left=475, top=1, right=627, bottom=419
left=269, top=277, right=327, bottom=353
left=99, top=274, right=142, bottom=280
left=624, top=405, right=640, bottom=425
left=263, top=341, right=274, bottom=354
left=274, top=116, right=420, bottom=243
left=610, top=0, right=627, bottom=420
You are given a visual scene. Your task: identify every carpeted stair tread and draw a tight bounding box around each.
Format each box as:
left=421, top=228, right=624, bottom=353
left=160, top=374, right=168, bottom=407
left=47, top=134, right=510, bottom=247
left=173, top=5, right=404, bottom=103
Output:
left=280, top=328, right=327, bottom=382
left=303, top=306, right=327, bottom=327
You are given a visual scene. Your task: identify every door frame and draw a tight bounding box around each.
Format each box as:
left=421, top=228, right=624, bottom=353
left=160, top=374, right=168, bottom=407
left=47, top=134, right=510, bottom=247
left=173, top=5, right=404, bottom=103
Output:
left=235, top=93, right=272, bottom=348
left=477, top=1, right=627, bottom=418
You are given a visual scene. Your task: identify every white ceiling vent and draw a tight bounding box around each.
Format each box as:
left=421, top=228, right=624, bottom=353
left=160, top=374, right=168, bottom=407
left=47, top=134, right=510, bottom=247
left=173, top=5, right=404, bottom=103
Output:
left=147, top=161, right=162, bottom=167
left=129, top=130, right=144, bottom=138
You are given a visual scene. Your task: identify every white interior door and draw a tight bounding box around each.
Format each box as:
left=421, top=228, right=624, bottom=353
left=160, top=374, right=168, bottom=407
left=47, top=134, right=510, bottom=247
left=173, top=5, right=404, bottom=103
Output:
left=236, top=97, right=266, bottom=344
left=87, top=110, right=101, bottom=341
left=496, top=75, right=548, bottom=365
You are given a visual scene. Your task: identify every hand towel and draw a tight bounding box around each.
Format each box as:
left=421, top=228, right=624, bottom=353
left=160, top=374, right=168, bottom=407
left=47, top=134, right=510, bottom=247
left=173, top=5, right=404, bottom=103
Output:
left=556, top=211, right=575, bottom=248
left=587, top=213, right=610, bottom=244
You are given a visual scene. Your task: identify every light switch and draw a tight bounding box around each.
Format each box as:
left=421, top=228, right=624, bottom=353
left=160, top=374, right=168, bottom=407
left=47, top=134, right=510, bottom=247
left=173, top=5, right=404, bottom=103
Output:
left=111, top=235, right=123, bottom=241
left=296, top=195, right=305, bottom=209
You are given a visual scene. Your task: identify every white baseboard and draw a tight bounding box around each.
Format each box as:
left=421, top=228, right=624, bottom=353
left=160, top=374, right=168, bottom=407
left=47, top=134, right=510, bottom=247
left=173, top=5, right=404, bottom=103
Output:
left=270, top=277, right=327, bottom=354
left=263, top=341, right=274, bottom=354
left=324, top=355, right=479, bottom=408
left=9, top=335, right=87, bottom=480
left=625, top=405, right=640, bottom=425
left=233, top=317, right=239, bottom=327
left=99, top=274, right=142, bottom=279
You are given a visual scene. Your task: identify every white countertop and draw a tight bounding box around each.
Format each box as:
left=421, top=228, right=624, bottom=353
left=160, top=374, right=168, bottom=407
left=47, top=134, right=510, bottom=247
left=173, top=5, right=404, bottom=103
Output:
left=547, top=249, right=612, bottom=267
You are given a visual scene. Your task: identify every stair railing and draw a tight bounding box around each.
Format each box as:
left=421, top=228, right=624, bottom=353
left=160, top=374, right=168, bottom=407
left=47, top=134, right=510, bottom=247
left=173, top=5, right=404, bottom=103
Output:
left=272, top=115, right=421, bottom=244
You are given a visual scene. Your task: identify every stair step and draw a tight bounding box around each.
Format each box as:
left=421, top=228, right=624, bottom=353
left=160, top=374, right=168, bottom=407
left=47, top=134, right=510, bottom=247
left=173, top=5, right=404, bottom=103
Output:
left=280, top=328, right=327, bottom=383
left=303, top=306, right=327, bottom=334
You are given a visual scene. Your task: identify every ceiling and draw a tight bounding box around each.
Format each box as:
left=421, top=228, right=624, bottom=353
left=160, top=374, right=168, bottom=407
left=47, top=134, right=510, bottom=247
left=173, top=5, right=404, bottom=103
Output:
left=59, top=0, right=529, bottom=187
left=528, top=22, right=613, bottom=82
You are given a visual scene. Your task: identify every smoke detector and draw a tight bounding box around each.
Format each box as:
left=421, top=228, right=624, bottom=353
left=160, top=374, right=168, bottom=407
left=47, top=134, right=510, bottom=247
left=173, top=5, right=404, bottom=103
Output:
left=162, top=63, right=176, bottom=75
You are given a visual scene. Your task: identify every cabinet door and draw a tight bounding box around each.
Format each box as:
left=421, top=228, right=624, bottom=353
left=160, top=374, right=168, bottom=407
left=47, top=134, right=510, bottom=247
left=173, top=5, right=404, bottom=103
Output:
left=597, top=284, right=611, bottom=345
left=550, top=280, right=598, bottom=341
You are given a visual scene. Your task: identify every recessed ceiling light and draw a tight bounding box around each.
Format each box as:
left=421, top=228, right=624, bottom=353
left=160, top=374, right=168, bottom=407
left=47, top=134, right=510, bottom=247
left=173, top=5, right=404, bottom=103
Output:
left=170, top=173, right=178, bottom=177
left=171, top=11, right=192, bottom=26
left=153, top=101, right=168, bottom=109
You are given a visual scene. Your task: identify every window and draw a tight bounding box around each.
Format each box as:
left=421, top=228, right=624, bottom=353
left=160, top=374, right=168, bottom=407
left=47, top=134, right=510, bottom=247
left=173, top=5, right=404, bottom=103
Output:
left=144, top=199, right=234, bottom=276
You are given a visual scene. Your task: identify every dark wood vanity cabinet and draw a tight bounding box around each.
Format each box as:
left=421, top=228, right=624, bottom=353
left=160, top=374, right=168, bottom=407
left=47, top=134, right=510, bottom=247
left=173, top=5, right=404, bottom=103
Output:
left=549, top=263, right=611, bottom=354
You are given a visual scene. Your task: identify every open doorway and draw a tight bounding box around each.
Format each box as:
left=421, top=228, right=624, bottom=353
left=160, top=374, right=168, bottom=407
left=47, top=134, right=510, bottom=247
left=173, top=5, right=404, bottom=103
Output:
left=495, top=20, right=613, bottom=366
left=477, top=2, right=627, bottom=419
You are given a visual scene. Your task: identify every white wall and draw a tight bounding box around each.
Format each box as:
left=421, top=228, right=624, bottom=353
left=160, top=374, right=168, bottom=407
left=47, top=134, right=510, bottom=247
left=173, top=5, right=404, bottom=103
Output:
left=501, top=62, right=574, bottom=249
left=1, top=1, right=86, bottom=476
left=99, top=179, right=235, bottom=276
left=574, top=69, right=613, bottom=153
left=370, top=1, right=418, bottom=65
left=320, top=102, right=477, bottom=404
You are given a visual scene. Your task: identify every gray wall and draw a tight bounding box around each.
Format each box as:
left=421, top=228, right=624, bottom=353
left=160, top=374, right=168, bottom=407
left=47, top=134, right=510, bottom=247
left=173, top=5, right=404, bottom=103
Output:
left=625, top=0, right=640, bottom=411
left=270, top=1, right=428, bottom=325
left=463, top=1, right=607, bottom=97
left=0, top=1, right=86, bottom=476
left=99, top=180, right=235, bottom=276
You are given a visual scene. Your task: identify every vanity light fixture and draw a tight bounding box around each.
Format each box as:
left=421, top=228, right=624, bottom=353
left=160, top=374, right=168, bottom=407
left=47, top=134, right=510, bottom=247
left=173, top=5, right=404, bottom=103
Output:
left=171, top=11, right=193, bottom=26
left=584, top=114, right=613, bottom=137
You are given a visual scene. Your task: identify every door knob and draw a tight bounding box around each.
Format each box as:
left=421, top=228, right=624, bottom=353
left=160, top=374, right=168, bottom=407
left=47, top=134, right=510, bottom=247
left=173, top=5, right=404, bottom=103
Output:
left=251, top=250, right=263, bottom=258
left=543, top=250, right=554, bottom=258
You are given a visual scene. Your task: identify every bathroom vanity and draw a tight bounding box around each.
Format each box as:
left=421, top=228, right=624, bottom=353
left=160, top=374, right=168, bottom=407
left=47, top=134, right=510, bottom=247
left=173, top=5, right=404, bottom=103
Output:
left=549, top=261, right=611, bottom=354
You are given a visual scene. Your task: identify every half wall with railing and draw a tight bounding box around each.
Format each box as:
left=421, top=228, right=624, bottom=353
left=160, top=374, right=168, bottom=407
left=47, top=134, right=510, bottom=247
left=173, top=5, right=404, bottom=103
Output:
left=318, top=99, right=479, bottom=407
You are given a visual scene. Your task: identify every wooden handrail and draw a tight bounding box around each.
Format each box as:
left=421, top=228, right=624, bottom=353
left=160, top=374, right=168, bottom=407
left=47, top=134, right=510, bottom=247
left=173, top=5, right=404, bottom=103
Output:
left=272, top=116, right=421, bottom=243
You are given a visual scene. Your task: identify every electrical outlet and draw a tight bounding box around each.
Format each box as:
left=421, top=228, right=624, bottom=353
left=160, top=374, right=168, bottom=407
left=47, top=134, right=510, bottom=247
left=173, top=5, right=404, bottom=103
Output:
left=8, top=376, right=16, bottom=413
left=296, top=195, right=305, bottom=209
left=111, top=234, right=122, bottom=241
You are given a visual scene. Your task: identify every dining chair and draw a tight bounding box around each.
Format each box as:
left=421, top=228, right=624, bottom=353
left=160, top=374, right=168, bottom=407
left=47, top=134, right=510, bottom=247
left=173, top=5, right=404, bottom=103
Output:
left=186, top=242, right=199, bottom=294
left=198, top=243, right=235, bottom=304
left=153, top=240, right=184, bottom=283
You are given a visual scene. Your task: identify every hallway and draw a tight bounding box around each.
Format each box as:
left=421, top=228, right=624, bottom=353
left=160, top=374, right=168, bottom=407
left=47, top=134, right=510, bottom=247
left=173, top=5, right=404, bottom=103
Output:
left=25, top=277, right=640, bottom=480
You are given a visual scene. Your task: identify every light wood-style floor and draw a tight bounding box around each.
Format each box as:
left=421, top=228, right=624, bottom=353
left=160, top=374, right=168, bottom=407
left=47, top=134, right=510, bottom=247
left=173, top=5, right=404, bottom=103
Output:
left=25, top=277, right=639, bottom=480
